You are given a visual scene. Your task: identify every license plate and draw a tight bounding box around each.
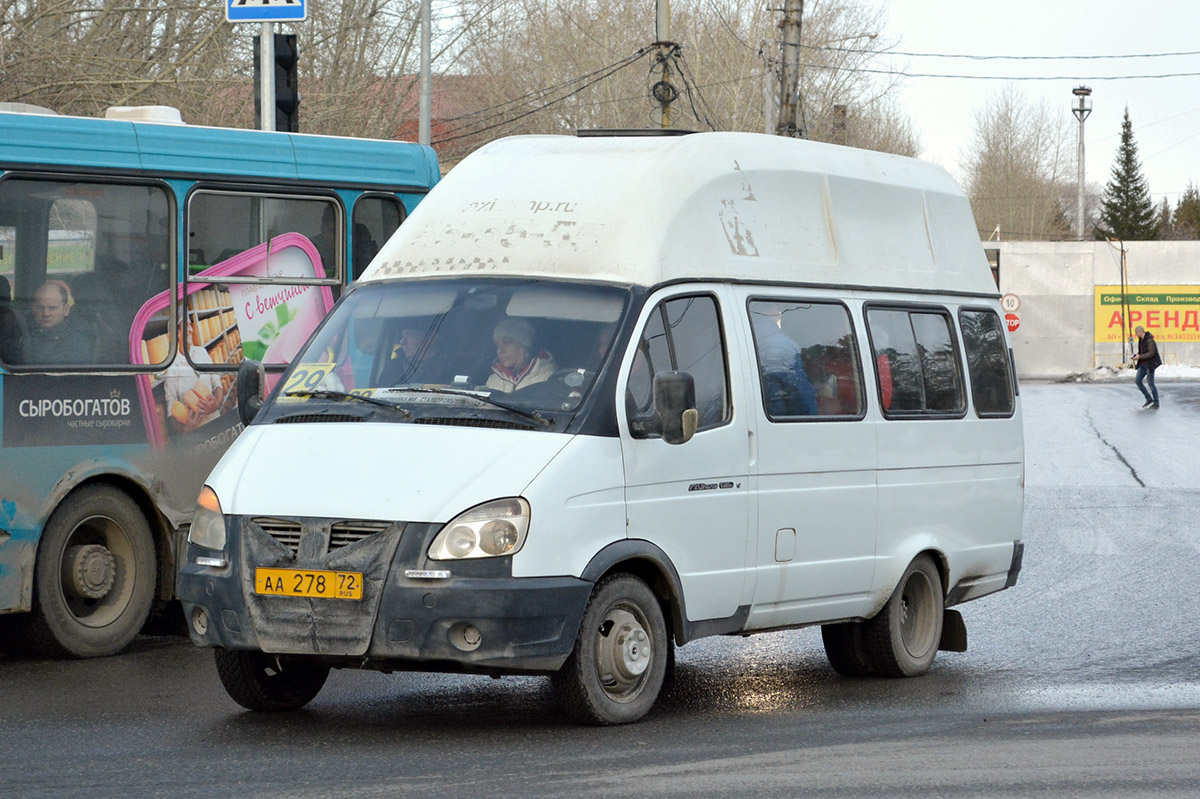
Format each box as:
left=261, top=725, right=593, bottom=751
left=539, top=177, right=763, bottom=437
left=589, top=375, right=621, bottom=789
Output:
left=255, top=568, right=363, bottom=600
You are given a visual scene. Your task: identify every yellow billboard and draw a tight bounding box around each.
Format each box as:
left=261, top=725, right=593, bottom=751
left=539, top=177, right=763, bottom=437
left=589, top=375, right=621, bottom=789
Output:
left=1094, top=285, right=1200, bottom=343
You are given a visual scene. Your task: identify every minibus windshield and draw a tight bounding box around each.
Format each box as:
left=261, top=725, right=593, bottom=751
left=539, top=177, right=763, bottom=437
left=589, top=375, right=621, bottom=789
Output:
left=274, top=278, right=629, bottom=423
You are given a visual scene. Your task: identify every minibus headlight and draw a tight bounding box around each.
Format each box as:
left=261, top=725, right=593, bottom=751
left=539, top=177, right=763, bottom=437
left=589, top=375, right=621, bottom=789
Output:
left=188, top=486, right=227, bottom=552
left=428, top=498, right=530, bottom=560
left=445, top=525, right=478, bottom=558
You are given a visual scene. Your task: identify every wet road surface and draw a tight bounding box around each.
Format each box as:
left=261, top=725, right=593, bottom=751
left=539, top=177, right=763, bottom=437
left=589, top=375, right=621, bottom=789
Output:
left=2, top=381, right=1200, bottom=798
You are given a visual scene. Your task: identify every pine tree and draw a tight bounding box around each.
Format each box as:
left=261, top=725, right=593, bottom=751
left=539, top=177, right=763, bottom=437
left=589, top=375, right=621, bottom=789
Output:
left=1095, top=108, right=1160, bottom=240
left=1170, top=181, right=1200, bottom=239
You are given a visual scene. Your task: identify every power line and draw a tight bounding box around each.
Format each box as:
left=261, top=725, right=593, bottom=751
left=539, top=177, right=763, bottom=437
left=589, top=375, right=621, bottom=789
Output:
left=432, top=49, right=653, bottom=146
left=437, top=49, right=651, bottom=130
left=672, top=51, right=721, bottom=131
left=808, top=44, right=1200, bottom=61
left=705, top=0, right=756, bottom=53
left=805, top=62, right=1200, bottom=81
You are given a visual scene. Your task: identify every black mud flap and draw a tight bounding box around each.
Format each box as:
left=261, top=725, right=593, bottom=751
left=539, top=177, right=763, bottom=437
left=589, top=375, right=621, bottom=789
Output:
left=938, top=609, right=968, bottom=652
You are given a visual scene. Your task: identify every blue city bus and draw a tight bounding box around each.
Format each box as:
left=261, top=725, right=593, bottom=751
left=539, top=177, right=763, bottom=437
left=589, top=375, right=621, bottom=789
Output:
left=0, top=105, right=439, bottom=657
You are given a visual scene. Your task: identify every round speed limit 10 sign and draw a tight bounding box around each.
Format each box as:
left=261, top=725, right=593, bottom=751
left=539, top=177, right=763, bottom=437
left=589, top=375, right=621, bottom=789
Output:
left=1000, top=293, right=1020, bottom=313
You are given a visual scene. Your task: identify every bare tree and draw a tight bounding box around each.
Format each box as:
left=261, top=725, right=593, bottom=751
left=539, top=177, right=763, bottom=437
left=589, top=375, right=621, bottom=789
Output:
left=1, top=1, right=239, bottom=119
left=1, top=0, right=916, bottom=163
left=442, top=0, right=918, bottom=167
left=792, top=0, right=919, bottom=155
left=964, top=84, right=1073, bottom=241
left=0, top=0, right=469, bottom=138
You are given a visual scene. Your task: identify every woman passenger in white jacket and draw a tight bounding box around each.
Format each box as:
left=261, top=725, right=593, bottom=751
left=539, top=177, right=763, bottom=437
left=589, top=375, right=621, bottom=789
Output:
left=485, top=317, right=557, bottom=393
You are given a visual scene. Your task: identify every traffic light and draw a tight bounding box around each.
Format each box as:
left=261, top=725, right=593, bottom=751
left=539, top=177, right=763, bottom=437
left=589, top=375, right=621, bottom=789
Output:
left=273, top=34, right=299, bottom=133
left=253, top=33, right=300, bottom=133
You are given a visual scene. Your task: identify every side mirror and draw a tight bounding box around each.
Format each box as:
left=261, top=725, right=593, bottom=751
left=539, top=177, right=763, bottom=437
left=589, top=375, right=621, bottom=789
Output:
left=236, top=359, right=266, bottom=427
left=653, top=370, right=698, bottom=445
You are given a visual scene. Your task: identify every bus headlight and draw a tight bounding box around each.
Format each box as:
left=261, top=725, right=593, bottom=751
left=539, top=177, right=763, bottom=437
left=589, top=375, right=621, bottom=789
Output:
left=188, top=486, right=227, bottom=552
left=428, top=498, right=530, bottom=560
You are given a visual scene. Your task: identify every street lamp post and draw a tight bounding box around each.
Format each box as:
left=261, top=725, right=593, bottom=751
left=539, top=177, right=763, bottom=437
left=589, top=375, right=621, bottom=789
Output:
left=1072, top=86, right=1093, bottom=240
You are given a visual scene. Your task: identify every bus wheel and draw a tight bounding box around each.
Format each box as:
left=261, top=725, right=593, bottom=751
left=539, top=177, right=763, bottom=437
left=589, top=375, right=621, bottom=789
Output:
left=863, top=554, right=944, bottom=677
left=821, top=622, right=875, bottom=677
left=26, top=486, right=157, bottom=658
left=552, top=573, right=668, bottom=725
left=214, top=649, right=329, bottom=711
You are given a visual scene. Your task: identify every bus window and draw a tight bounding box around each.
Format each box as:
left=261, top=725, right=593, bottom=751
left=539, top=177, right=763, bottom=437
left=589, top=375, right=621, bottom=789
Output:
left=0, top=176, right=171, bottom=367
left=187, top=191, right=341, bottom=281
left=351, top=194, right=405, bottom=280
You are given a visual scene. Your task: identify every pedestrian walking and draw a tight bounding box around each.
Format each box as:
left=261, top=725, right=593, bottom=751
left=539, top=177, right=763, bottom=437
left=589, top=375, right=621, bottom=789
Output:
left=1132, top=325, right=1162, bottom=409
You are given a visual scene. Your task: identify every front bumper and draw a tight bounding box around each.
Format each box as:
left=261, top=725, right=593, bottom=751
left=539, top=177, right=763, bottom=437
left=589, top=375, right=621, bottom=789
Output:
left=177, top=516, right=591, bottom=673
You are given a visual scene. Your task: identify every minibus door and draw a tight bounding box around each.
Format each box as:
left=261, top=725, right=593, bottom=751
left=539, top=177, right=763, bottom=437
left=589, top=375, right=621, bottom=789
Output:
left=740, top=294, right=879, bottom=628
left=617, top=290, right=752, bottom=624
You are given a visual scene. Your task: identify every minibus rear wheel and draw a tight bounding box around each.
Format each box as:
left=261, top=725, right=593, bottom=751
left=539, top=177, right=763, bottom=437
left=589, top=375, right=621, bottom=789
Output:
left=214, top=648, right=330, bottom=711
left=26, top=485, right=156, bottom=658
left=552, top=573, right=668, bottom=725
left=863, top=554, right=944, bottom=677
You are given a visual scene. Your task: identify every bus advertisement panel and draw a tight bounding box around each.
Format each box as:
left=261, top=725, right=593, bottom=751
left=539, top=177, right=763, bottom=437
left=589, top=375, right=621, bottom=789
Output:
left=0, top=106, right=438, bottom=657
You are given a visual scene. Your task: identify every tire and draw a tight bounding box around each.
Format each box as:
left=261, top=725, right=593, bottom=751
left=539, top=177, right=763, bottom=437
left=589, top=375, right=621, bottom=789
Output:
left=552, top=573, right=669, bottom=725
left=24, top=486, right=157, bottom=658
left=862, top=554, right=944, bottom=677
left=214, top=648, right=330, bottom=711
left=821, top=622, right=875, bottom=677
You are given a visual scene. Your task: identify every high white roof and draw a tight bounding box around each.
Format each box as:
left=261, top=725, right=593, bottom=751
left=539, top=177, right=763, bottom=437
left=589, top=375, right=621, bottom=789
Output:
left=364, top=132, right=997, bottom=296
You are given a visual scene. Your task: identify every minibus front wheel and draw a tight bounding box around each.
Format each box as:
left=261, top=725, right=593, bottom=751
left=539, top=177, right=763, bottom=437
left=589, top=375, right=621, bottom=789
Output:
left=863, top=554, right=944, bottom=677
left=552, top=573, right=668, bottom=725
left=214, top=648, right=330, bottom=711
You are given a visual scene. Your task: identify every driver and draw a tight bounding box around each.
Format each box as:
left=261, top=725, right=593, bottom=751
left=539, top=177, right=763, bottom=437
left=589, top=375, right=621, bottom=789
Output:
left=380, top=320, right=460, bottom=386
left=485, top=317, right=556, bottom=393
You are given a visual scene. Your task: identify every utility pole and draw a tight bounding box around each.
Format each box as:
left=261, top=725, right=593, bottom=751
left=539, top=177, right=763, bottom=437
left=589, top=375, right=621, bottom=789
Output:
left=419, top=0, right=431, bottom=146
left=652, top=0, right=677, bottom=128
left=776, top=0, right=803, bottom=137
left=259, top=22, right=274, bottom=132
left=763, top=65, right=777, bottom=135
left=1072, top=86, right=1093, bottom=240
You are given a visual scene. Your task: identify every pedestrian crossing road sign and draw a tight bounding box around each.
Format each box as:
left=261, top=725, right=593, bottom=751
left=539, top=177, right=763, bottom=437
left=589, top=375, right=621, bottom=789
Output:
left=226, top=0, right=307, bottom=23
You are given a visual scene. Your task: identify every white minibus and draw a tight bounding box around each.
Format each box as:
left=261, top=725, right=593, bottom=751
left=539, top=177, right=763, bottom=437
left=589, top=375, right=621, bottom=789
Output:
left=177, top=131, right=1024, bottom=725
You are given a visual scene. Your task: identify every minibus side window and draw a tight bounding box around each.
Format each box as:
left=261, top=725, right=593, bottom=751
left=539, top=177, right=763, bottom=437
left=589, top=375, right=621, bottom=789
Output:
left=959, top=308, right=1016, bottom=417
left=866, top=306, right=966, bottom=417
left=747, top=299, right=864, bottom=421
left=627, top=294, right=730, bottom=435
left=911, top=312, right=965, bottom=412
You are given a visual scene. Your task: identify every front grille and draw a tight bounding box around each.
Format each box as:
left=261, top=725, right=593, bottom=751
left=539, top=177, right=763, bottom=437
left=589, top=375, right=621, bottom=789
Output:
left=254, top=517, right=302, bottom=552
left=274, top=413, right=364, bottom=424
left=251, top=517, right=391, bottom=555
left=331, top=520, right=391, bottom=549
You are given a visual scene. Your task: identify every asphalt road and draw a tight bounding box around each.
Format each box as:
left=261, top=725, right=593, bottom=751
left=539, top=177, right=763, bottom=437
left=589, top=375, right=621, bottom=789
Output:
left=2, top=380, right=1200, bottom=798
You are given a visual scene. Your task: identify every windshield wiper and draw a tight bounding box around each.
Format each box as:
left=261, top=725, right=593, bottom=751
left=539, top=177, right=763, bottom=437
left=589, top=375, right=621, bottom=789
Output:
left=283, top=389, right=412, bottom=418
left=386, top=386, right=553, bottom=428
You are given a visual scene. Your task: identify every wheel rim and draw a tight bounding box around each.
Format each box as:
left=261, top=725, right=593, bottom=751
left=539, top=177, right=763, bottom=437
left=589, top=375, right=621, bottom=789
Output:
left=54, top=512, right=137, bottom=628
left=898, top=569, right=938, bottom=659
left=593, top=602, right=654, bottom=703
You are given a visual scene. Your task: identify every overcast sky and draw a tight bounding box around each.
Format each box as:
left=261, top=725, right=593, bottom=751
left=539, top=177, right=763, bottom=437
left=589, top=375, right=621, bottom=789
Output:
left=876, top=0, right=1200, bottom=203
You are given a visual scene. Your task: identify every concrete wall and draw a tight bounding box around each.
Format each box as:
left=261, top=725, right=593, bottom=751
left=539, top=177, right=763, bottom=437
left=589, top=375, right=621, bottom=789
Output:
left=991, top=241, right=1200, bottom=378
